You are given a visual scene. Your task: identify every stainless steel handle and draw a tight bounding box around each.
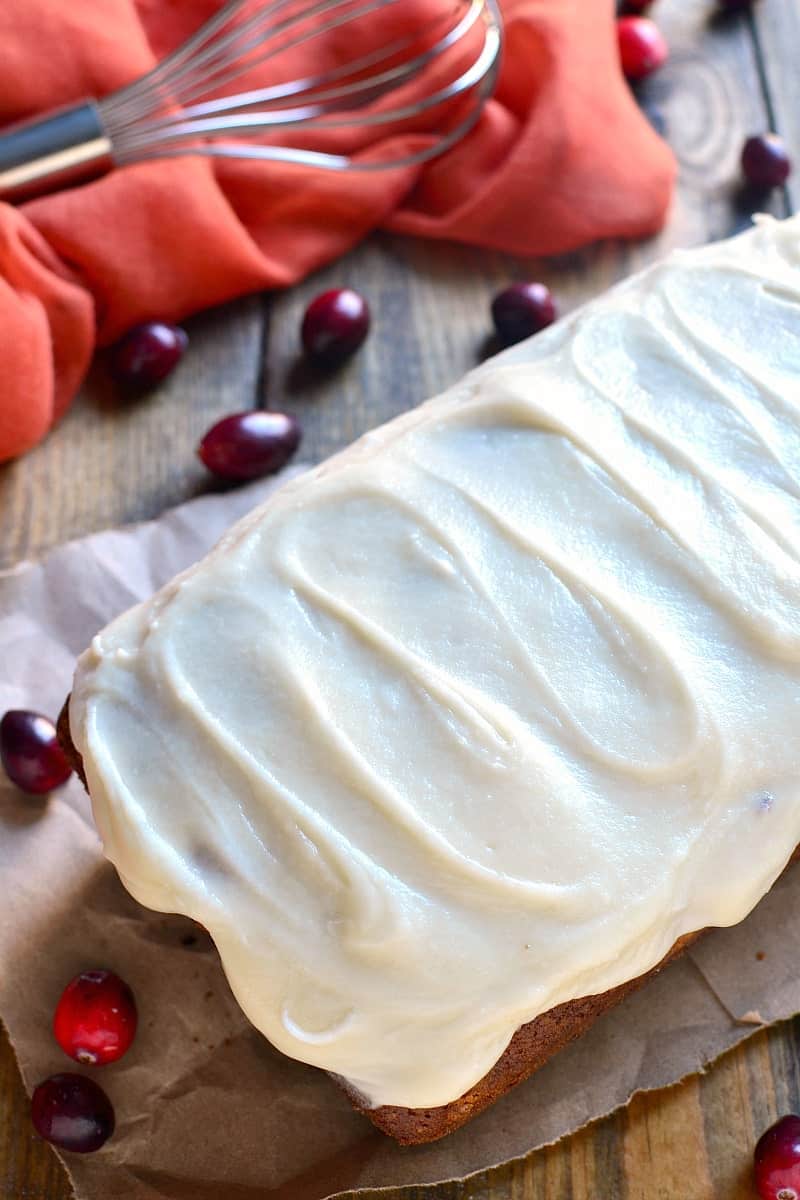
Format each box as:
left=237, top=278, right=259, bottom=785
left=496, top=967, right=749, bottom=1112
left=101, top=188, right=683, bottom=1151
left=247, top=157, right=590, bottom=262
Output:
left=0, top=102, right=113, bottom=202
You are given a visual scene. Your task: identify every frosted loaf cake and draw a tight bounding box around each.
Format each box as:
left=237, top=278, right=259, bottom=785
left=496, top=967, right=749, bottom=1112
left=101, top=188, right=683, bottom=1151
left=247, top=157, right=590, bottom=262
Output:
left=66, top=214, right=800, bottom=1141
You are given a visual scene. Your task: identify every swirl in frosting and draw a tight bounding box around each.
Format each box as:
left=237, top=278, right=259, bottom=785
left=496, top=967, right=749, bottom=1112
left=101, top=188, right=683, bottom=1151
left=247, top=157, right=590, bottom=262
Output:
left=70, top=214, right=800, bottom=1108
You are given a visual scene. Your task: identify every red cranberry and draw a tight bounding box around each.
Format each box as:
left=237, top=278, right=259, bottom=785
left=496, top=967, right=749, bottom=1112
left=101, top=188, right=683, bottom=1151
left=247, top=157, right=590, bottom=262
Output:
left=31, top=1073, right=114, bottom=1154
left=491, top=283, right=557, bottom=346
left=53, top=970, right=137, bottom=1066
left=617, top=16, right=669, bottom=80
left=755, top=1115, right=800, bottom=1200
left=111, top=321, right=188, bottom=391
left=198, top=410, right=301, bottom=481
left=0, top=710, right=72, bottom=795
left=301, top=288, right=370, bottom=367
left=741, top=134, right=792, bottom=189
left=619, top=0, right=653, bottom=12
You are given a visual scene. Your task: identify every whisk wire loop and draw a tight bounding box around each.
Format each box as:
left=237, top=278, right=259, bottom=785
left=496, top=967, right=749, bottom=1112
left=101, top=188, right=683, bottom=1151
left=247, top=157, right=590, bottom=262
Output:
left=117, top=18, right=499, bottom=150
left=178, top=1, right=484, bottom=121
left=104, top=0, right=395, bottom=125
left=0, top=0, right=502, bottom=199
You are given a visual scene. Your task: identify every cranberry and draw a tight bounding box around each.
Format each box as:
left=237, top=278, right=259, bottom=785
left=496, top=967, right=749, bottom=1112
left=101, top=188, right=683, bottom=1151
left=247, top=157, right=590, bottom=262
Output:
left=53, top=969, right=137, bottom=1066
left=619, top=0, right=653, bottom=12
left=491, top=283, right=557, bottom=346
left=301, top=288, right=370, bottom=367
left=198, top=410, right=301, bottom=481
left=755, top=1115, right=800, bottom=1200
left=617, top=16, right=669, bottom=80
left=111, top=321, right=188, bottom=391
left=31, top=1073, right=114, bottom=1154
left=741, top=134, right=792, bottom=189
left=0, top=710, right=72, bottom=794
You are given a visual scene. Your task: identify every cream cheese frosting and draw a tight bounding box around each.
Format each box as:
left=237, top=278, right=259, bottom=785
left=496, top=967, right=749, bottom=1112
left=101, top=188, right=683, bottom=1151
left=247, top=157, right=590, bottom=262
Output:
left=70, top=214, right=800, bottom=1110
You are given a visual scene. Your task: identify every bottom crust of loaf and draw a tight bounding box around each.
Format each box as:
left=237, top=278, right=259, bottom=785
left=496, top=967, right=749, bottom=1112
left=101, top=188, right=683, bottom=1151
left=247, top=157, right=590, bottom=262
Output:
left=343, top=931, right=699, bottom=1143
left=57, top=699, right=795, bottom=1145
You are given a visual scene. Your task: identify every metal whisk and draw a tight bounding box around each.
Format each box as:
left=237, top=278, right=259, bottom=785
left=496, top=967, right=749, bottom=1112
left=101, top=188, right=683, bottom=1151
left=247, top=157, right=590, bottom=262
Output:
left=0, top=0, right=502, bottom=202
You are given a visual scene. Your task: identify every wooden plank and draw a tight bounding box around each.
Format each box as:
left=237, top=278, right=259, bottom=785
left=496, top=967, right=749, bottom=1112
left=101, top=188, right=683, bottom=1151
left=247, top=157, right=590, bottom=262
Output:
left=751, top=0, right=800, bottom=212
left=2, top=0, right=797, bottom=1195
left=0, top=1022, right=67, bottom=1200
left=0, top=297, right=265, bottom=571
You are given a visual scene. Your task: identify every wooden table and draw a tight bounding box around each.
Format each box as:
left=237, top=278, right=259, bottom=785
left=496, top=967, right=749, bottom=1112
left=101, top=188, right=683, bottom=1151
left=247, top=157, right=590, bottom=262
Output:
left=2, top=0, right=799, bottom=1195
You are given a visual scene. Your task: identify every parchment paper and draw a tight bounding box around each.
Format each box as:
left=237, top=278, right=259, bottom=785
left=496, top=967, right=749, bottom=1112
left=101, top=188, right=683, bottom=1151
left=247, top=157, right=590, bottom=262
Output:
left=2, top=472, right=799, bottom=1200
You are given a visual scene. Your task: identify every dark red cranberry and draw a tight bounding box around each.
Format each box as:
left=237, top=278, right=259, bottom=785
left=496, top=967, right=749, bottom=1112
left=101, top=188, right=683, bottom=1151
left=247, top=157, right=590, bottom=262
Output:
left=0, top=710, right=72, bottom=795
left=617, top=16, right=669, bottom=80
left=198, top=410, right=301, bottom=481
left=54, top=970, right=137, bottom=1066
left=111, top=321, right=188, bottom=391
left=301, top=288, right=370, bottom=367
left=755, top=1115, right=800, bottom=1200
left=619, top=0, right=653, bottom=12
left=491, top=283, right=557, bottom=346
left=31, top=1073, right=114, bottom=1154
left=741, top=134, right=792, bottom=189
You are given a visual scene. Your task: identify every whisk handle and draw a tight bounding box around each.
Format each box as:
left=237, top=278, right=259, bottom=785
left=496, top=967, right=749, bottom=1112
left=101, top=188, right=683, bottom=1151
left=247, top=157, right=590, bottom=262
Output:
left=0, top=102, right=113, bottom=202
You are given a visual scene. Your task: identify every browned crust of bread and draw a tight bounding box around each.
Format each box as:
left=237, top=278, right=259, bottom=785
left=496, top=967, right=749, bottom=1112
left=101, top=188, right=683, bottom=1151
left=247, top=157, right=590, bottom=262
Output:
left=58, top=695, right=795, bottom=1145
left=58, top=698, right=84, bottom=783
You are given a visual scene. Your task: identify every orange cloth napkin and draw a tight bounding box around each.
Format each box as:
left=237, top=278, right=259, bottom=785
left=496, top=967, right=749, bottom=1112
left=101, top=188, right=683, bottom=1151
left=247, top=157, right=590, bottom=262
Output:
left=0, top=0, right=674, bottom=464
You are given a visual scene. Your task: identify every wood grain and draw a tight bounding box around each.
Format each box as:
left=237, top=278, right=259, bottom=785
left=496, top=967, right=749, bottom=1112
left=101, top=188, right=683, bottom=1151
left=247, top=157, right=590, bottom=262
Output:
left=752, top=0, right=800, bottom=213
left=1, top=0, right=798, bottom=1195
left=0, top=296, right=265, bottom=570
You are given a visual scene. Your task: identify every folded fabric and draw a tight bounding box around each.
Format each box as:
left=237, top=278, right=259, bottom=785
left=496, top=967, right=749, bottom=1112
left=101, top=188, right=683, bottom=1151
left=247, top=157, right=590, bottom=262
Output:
left=0, top=0, right=675, bottom=465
